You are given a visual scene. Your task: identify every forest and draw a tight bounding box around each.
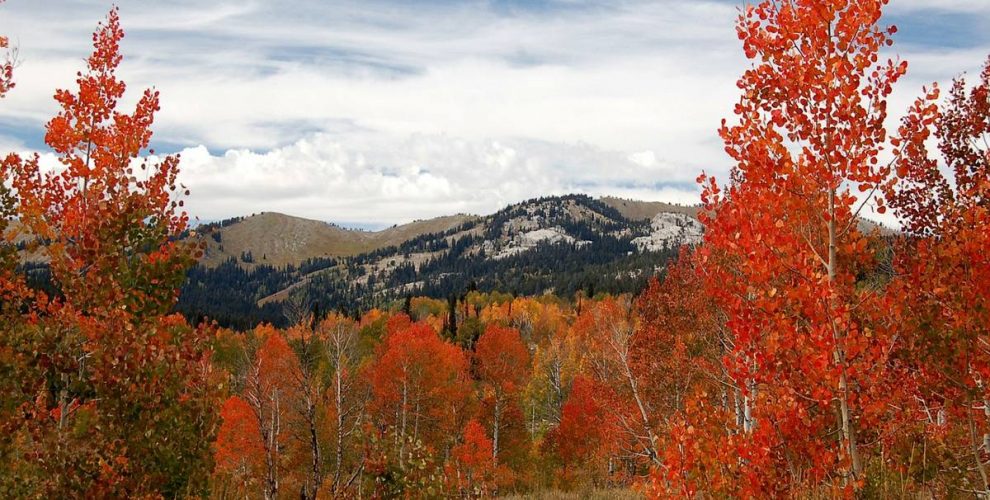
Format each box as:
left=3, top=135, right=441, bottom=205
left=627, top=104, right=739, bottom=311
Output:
left=0, top=0, right=989, bottom=498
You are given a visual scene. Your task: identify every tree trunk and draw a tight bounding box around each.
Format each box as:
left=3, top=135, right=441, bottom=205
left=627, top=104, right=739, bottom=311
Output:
left=399, top=378, right=408, bottom=467
left=828, top=189, right=862, bottom=479
left=618, top=348, right=659, bottom=463
left=743, top=380, right=755, bottom=434
left=971, top=395, right=990, bottom=494
left=306, top=398, right=321, bottom=500
left=493, top=395, right=501, bottom=463
left=334, top=362, right=344, bottom=490
left=262, top=390, right=281, bottom=500
left=550, top=359, right=563, bottom=424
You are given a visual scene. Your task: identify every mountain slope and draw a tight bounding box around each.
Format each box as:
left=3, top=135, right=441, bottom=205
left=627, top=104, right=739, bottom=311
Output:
left=177, top=195, right=705, bottom=329
left=196, top=212, right=478, bottom=268
left=600, top=196, right=699, bottom=220
left=296, top=194, right=659, bottom=302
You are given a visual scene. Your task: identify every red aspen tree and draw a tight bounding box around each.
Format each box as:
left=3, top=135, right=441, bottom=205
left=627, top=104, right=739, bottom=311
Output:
left=694, top=0, right=905, bottom=492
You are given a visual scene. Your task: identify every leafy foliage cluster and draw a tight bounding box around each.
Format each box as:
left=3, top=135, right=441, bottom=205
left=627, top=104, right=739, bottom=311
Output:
left=0, top=9, right=221, bottom=496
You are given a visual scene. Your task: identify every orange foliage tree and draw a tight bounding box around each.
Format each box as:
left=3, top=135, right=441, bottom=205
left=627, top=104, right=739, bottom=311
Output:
left=448, top=419, right=498, bottom=497
left=686, top=0, right=907, bottom=493
left=0, top=0, right=29, bottom=377
left=544, top=375, right=618, bottom=487
left=367, top=321, right=473, bottom=488
left=884, top=56, right=990, bottom=494
left=633, top=250, right=724, bottom=430
left=475, top=324, right=530, bottom=466
left=633, top=249, right=737, bottom=496
left=317, top=312, right=368, bottom=497
left=214, top=396, right=265, bottom=497
left=0, top=9, right=219, bottom=496
left=242, top=327, right=305, bottom=499
left=571, top=296, right=661, bottom=474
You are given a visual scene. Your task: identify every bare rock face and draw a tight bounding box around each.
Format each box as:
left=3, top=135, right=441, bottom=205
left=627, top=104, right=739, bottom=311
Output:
left=519, top=227, right=575, bottom=247
left=493, top=226, right=576, bottom=260
left=631, top=212, right=704, bottom=252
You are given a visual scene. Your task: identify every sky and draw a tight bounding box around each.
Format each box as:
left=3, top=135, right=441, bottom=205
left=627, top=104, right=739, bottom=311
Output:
left=0, top=0, right=987, bottom=228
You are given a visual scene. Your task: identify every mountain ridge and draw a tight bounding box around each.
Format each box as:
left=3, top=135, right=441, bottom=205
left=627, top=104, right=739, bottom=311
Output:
left=176, top=194, right=704, bottom=328
left=191, top=196, right=701, bottom=269
left=194, top=211, right=480, bottom=268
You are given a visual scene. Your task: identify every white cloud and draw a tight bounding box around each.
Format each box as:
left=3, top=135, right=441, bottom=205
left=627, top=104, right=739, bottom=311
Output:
left=0, top=0, right=986, bottom=224
left=174, top=132, right=699, bottom=225
left=889, top=0, right=990, bottom=14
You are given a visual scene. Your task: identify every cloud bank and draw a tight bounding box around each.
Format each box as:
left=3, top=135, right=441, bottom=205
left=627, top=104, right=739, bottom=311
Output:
left=172, top=132, right=700, bottom=226
left=0, top=0, right=987, bottom=225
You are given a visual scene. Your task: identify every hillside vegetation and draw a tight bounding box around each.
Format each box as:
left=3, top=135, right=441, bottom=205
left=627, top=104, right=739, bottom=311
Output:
left=176, top=195, right=701, bottom=329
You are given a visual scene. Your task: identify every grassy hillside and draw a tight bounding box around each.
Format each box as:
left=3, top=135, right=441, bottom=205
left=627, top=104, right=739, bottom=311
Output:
left=196, top=211, right=478, bottom=268
left=600, top=196, right=699, bottom=220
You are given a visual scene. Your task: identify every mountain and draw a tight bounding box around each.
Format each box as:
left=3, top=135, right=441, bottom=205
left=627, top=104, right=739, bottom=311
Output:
left=194, top=211, right=478, bottom=268
left=177, top=194, right=701, bottom=329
